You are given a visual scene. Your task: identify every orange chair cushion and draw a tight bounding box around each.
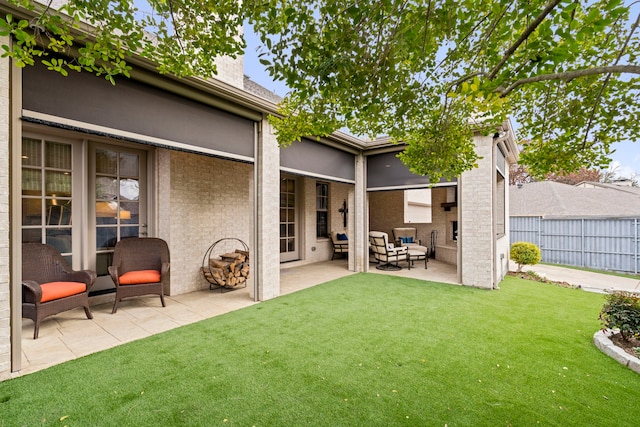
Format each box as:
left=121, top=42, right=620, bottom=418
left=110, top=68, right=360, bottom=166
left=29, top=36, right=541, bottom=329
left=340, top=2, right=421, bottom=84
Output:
left=119, top=270, right=161, bottom=285
left=40, top=282, right=87, bottom=303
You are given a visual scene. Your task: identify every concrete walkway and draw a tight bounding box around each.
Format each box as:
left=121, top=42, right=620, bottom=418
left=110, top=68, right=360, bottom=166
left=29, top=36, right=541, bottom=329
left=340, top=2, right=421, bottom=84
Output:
left=509, top=261, right=640, bottom=294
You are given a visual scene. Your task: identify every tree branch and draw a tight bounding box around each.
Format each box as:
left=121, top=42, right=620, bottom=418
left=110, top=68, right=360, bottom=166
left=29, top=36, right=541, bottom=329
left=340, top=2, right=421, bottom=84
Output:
left=487, top=0, right=563, bottom=80
left=582, top=12, right=640, bottom=148
left=497, top=65, right=640, bottom=96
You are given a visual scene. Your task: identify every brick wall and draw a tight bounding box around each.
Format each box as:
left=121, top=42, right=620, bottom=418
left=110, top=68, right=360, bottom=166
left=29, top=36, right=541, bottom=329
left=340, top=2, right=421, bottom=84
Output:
left=160, top=150, right=253, bottom=295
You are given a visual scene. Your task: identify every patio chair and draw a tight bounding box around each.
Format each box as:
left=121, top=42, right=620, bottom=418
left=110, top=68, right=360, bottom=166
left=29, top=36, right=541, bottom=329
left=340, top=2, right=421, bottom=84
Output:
left=109, top=237, right=170, bottom=313
left=330, top=231, right=349, bottom=260
left=392, top=227, right=430, bottom=268
left=368, top=231, right=408, bottom=271
left=22, top=243, right=96, bottom=339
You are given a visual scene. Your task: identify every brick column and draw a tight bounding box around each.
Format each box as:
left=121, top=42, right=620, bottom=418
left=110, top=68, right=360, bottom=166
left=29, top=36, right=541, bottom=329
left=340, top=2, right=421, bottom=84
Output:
left=459, top=134, right=495, bottom=289
left=253, top=119, right=280, bottom=300
left=0, top=36, right=11, bottom=377
left=352, top=153, right=368, bottom=272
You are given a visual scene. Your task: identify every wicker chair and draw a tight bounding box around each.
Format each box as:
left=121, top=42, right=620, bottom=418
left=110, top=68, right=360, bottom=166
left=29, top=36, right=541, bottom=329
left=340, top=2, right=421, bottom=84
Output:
left=109, top=237, right=170, bottom=313
left=22, top=243, right=96, bottom=339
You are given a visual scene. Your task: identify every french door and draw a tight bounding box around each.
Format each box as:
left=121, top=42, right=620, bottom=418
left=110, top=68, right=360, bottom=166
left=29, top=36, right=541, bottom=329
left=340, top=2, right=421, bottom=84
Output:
left=280, top=176, right=300, bottom=262
left=90, top=143, right=148, bottom=292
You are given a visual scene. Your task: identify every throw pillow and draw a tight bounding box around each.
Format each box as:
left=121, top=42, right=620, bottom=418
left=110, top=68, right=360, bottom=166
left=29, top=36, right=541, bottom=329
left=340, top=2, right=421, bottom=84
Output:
left=337, top=233, right=348, bottom=241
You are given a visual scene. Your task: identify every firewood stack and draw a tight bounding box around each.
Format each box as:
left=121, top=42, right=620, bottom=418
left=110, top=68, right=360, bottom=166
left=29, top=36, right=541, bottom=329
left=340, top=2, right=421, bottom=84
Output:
left=202, top=249, right=249, bottom=289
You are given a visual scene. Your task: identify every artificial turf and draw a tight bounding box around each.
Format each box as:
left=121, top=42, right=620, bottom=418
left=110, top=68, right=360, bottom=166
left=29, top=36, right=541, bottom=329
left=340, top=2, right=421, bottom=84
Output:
left=1, top=273, right=638, bottom=426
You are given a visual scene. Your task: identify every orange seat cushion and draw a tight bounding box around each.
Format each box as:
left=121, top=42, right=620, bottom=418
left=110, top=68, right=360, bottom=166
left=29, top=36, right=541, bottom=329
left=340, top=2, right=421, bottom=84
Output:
left=119, top=270, right=161, bottom=285
left=40, top=282, right=87, bottom=303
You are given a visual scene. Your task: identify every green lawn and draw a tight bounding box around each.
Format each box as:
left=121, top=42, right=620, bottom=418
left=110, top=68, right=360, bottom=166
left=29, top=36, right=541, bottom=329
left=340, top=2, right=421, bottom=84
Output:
left=2, top=273, right=638, bottom=426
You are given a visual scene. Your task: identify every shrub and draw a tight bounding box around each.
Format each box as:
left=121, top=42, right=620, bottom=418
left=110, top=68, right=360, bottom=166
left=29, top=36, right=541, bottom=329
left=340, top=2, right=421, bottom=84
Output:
left=510, top=242, right=541, bottom=272
left=599, top=291, right=640, bottom=341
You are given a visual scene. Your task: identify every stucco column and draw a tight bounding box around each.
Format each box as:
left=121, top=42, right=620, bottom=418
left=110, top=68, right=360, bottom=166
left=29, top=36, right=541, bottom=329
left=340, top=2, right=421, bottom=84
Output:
left=459, top=134, right=495, bottom=289
left=252, top=119, right=280, bottom=300
left=0, top=36, right=11, bottom=377
left=352, top=153, right=368, bottom=272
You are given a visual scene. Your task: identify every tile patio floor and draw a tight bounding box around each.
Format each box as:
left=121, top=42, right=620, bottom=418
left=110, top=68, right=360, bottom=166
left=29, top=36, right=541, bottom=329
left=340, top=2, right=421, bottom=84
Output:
left=9, top=258, right=457, bottom=380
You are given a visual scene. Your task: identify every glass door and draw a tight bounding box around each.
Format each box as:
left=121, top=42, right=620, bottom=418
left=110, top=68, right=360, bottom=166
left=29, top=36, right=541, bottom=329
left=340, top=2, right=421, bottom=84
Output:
left=91, top=144, right=147, bottom=292
left=280, top=176, right=299, bottom=262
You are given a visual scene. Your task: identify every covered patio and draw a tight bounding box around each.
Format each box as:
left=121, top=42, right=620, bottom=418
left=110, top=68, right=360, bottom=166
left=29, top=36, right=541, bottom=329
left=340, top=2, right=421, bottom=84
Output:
left=10, top=259, right=456, bottom=380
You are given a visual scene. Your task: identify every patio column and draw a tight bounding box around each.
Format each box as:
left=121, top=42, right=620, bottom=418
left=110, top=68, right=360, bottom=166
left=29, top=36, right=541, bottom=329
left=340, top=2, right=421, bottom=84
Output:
left=351, top=153, right=368, bottom=272
left=0, top=35, right=11, bottom=377
left=252, top=118, right=280, bottom=300
left=459, top=133, right=495, bottom=289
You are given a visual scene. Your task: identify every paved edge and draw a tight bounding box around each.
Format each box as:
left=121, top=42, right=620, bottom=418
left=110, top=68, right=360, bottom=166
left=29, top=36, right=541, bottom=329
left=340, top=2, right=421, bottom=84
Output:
left=593, top=330, right=640, bottom=374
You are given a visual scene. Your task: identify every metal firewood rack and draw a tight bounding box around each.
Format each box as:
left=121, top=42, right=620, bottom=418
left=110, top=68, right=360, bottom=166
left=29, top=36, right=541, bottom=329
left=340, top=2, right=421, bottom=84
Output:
left=201, top=238, right=249, bottom=293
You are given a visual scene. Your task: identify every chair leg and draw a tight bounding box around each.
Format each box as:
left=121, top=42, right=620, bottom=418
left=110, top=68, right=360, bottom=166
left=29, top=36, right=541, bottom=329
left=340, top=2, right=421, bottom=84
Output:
left=159, top=293, right=166, bottom=307
left=33, top=320, right=40, bottom=340
left=84, top=305, right=93, bottom=319
left=112, top=299, right=120, bottom=314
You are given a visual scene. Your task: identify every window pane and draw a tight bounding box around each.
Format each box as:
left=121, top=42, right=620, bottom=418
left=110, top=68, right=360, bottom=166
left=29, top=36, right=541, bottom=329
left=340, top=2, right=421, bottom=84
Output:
left=45, top=141, right=71, bottom=169
left=45, top=171, right=72, bottom=197
left=119, top=201, right=138, bottom=224
left=317, top=211, right=328, bottom=238
left=286, top=179, right=295, bottom=193
left=287, top=194, right=295, bottom=207
left=22, top=228, right=42, bottom=243
left=22, top=198, right=42, bottom=225
left=46, top=201, right=71, bottom=226
left=120, top=226, right=139, bottom=239
left=280, top=208, right=287, bottom=222
left=120, top=178, right=139, bottom=201
left=96, top=227, right=117, bottom=250
left=96, top=202, right=118, bottom=224
left=22, top=169, right=41, bottom=195
left=96, top=176, right=118, bottom=200
left=120, top=153, right=139, bottom=177
left=22, top=138, right=42, bottom=167
left=280, top=239, right=287, bottom=253
left=287, top=238, right=295, bottom=252
left=280, top=224, right=286, bottom=237
left=287, top=209, right=295, bottom=222
left=288, top=224, right=295, bottom=237
left=96, top=149, right=117, bottom=175
left=46, top=229, right=72, bottom=254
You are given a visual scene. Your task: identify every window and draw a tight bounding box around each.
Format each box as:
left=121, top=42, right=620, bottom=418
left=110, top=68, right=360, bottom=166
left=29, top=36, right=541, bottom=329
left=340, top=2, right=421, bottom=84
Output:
left=316, top=182, right=329, bottom=238
left=496, top=145, right=506, bottom=236
left=496, top=173, right=505, bottom=236
left=404, top=189, right=432, bottom=223
left=21, top=137, right=74, bottom=261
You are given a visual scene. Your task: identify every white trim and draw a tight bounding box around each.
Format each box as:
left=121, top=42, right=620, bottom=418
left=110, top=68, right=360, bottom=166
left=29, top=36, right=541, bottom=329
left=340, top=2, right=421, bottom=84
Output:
left=279, top=167, right=356, bottom=184
left=22, top=110, right=256, bottom=163
left=367, top=182, right=457, bottom=192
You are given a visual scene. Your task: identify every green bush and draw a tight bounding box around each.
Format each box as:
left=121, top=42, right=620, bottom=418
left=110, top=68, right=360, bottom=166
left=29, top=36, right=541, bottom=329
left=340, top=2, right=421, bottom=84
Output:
left=510, top=242, right=541, bottom=272
left=599, top=291, right=640, bottom=340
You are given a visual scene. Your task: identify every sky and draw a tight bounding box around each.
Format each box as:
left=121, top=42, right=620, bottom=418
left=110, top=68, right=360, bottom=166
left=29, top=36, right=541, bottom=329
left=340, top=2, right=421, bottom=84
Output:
left=242, top=25, right=639, bottom=180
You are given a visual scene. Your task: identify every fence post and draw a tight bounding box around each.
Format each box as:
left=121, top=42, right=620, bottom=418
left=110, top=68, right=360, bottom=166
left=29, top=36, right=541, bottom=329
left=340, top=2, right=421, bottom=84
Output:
left=633, top=218, right=640, bottom=274
left=581, top=218, right=585, bottom=267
